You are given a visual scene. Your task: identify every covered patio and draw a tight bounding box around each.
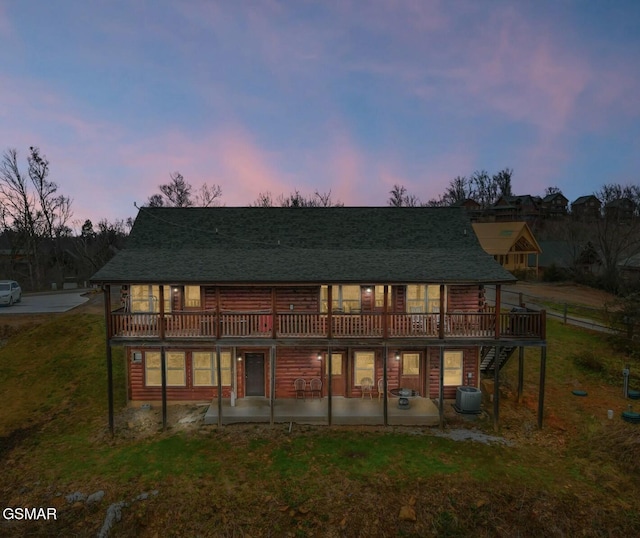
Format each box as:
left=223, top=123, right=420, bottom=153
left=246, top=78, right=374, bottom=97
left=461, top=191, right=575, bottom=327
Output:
left=204, top=396, right=441, bottom=426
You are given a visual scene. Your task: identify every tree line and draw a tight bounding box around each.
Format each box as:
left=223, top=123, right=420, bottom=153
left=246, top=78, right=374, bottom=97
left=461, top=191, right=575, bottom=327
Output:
left=1, top=146, right=639, bottom=293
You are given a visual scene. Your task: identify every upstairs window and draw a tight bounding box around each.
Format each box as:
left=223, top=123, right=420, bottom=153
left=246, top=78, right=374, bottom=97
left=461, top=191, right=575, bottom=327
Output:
left=130, top=285, right=171, bottom=313
left=406, top=285, right=443, bottom=313
left=184, top=286, right=201, bottom=308
left=321, top=285, right=361, bottom=313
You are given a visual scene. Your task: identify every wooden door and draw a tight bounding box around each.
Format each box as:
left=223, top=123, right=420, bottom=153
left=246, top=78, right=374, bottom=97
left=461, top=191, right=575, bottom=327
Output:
left=245, top=353, right=265, bottom=396
left=325, top=353, right=345, bottom=397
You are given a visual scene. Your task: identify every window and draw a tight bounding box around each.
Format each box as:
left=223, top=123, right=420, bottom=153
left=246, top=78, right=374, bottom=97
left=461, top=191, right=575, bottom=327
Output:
left=325, top=353, right=343, bottom=375
left=144, top=351, right=186, bottom=386
left=402, top=353, right=420, bottom=376
left=184, top=286, right=201, bottom=308
left=130, top=285, right=171, bottom=313
left=443, top=351, right=463, bottom=386
left=321, top=285, right=361, bottom=313
left=406, top=285, right=442, bottom=313
left=193, top=351, right=232, bottom=386
left=374, top=286, right=385, bottom=308
left=354, top=351, right=375, bottom=385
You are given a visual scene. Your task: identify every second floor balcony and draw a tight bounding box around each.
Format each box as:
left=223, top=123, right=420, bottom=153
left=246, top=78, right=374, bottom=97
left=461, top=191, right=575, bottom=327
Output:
left=109, top=309, right=546, bottom=341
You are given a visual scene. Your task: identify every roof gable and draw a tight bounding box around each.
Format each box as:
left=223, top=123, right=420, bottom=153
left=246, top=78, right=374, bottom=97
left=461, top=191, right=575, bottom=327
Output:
left=471, top=221, right=542, bottom=255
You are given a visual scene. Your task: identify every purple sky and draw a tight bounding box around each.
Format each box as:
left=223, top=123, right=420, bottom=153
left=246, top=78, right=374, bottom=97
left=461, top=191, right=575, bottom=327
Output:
left=2, top=1, right=639, bottom=228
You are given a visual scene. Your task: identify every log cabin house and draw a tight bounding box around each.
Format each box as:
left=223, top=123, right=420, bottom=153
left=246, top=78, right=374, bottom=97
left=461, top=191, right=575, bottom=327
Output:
left=91, top=207, right=547, bottom=430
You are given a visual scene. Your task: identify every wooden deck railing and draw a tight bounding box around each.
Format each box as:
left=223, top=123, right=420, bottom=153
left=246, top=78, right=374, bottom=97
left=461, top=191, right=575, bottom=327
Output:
left=109, top=310, right=546, bottom=340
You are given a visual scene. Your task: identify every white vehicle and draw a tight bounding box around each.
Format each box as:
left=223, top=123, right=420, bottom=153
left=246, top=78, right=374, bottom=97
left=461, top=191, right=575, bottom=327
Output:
left=0, top=280, right=21, bottom=306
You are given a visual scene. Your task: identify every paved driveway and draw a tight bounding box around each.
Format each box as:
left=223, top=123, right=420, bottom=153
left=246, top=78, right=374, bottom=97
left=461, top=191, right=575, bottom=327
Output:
left=0, top=289, right=91, bottom=314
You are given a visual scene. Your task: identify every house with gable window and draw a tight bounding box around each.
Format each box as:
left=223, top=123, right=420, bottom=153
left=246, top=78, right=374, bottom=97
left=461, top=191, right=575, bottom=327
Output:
left=91, top=207, right=547, bottom=429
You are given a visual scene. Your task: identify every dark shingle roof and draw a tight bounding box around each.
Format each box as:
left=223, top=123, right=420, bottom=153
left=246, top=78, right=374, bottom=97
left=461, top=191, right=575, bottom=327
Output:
left=91, top=207, right=516, bottom=284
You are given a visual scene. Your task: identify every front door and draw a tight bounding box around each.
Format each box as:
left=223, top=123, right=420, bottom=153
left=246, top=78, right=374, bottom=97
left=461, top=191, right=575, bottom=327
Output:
left=245, top=353, right=265, bottom=396
left=325, top=352, right=345, bottom=397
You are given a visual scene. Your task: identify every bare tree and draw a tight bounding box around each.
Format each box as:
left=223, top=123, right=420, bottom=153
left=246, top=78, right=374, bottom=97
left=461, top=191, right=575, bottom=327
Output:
left=147, top=172, right=222, bottom=208
left=592, top=183, right=640, bottom=292
left=388, top=184, right=420, bottom=207
left=0, top=147, right=73, bottom=289
left=492, top=168, right=513, bottom=198
left=253, top=189, right=343, bottom=207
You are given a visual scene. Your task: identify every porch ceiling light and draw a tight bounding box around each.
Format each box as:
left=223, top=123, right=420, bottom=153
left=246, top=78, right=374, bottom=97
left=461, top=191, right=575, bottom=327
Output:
left=395, top=352, right=401, bottom=361
left=317, top=353, right=322, bottom=360
left=237, top=356, right=242, bottom=362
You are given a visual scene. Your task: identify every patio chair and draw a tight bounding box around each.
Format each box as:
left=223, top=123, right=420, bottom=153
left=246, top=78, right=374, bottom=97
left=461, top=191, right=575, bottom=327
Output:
left=377, top=378, right=386, bottom=401
left=309, top=377, right=322, bottom=399
left=294, top=378, right=306, bottom=400
left=361, top=377, right=373, bottom=399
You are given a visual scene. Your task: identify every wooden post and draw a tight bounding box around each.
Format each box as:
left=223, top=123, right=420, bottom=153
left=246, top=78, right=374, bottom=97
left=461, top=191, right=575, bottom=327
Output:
left=439, top=284, right=445, bottom=340
left=327, top=345, right=332, bottom=426
left=494, top=284, right=501, bottom=340
left=538, top=346, right=547, bottom=429
left=383, top=285, right=389, bottom=339
left=517, top=347, right=524, bottom=403
left=215, top=287, right=221, bottom=339
left=103, top=285, right=114, bottom=435
left=541, top=310, right=547, bottom=340
left=158, top=285, right=165, bottom=340
left=161, top=346, right=167, bottom=431
left=438, top=346, right=445, bottom=429
left=270, top=346, right=276, bottom=426
left=383, top=344, right=388, bottom=426
left=327, top=285, right=333, bottom=339
left=493, top=345, right=500, bottom=431
left=271, top=288, right=277, bottom=339
left=216, top=345, right=222, bottom=427
left=563, top=304, right=568, bottom=324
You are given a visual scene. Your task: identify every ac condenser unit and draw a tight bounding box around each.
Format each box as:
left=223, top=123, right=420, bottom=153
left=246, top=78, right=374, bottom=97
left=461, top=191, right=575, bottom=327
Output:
left=456, top=386, right=482, bottom=414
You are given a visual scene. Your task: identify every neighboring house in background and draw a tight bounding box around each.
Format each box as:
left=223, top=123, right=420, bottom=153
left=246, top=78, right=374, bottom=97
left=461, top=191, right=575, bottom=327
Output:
left=541, top=193, right=569, bottom=219
left=454, top=198, right=483, bottom=221
left=532, top=240, right=601, bottom=278
left=571, top=195, right=601, bottom=220
left=91, top=207, right=547, bottom=428
left=472, top=221, right=542, bottom=276
left=491, top=195, right=542, bottom=223
left=604, top=198, right=636, bottom=221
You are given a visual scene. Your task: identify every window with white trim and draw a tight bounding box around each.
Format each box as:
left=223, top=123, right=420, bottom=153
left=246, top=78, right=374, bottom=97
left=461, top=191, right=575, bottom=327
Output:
left=193, top=351, right=232, bottom=386
left=354, top=351, right=375, bottom=386
left=144, top=350, right=186, bottom=386
left=443, top=350, right=463, bottom=386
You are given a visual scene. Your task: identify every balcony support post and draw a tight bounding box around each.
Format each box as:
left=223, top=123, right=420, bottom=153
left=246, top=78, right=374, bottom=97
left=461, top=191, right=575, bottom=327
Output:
left=270, top=345, right=276, bottom=426
left=494, top=284, right=501, bottom=340
left=383, top=285, right=389, bottom=339
left=327, top=286, right=333, bottom=339
left=517, top=346, right=524, bottom=403
left=161, top=346, right=167, bottom=431
left=327, top=344, right=332, bottom=426
left=103, top=285, right=114, bottom=436
left=215, top=287, right=221, bottom=339
left=271, top=288, right=277, bottom=339
left=438, top=346, right=444, bottom=429
left=383, top=343, right=388, bottom=426
left=538, top=346, right=547, bottom=429
left=439, top=285, right=445, bottom=340
left=216, top=344, right=222, bottom=427
left=493, top=345, right=501, bottom=431
left=159, top=285, right=165, bottom=340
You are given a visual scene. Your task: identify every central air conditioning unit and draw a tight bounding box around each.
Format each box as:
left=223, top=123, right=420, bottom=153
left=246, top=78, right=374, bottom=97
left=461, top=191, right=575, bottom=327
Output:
left=456, top=386, right=482, bottom=414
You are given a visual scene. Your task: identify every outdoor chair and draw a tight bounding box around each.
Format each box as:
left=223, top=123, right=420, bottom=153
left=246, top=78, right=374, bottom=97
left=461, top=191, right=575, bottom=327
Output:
left=309, top=378, right=322, bottom=399
left=360, top=377, right=373, bottom=399
left=377, top=378, right=386, bottom=400
left=294, top=378, right=306, bottom=400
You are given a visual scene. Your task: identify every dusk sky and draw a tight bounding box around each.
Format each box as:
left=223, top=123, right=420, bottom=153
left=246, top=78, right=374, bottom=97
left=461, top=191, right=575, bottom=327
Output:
left=2, top=1, right=640, bottom=228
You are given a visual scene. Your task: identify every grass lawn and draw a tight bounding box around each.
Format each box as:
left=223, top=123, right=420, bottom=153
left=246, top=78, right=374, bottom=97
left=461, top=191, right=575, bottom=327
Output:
left=1, top=309, right=639, bottom=537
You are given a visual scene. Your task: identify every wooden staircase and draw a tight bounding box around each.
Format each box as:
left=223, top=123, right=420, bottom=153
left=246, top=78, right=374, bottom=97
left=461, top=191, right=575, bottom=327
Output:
left=480, top=345, right=517, bottom=375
